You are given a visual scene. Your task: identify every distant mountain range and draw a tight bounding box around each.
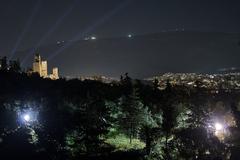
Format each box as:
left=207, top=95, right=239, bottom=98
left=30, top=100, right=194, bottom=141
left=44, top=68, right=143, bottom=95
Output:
left=14, top=31, right=240, bottom=78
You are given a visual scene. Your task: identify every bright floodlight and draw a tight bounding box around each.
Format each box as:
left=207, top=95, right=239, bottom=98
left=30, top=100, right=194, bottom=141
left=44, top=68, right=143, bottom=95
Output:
left=215, top=123, right=223, bottom=131
left=23, top=114, right=30, bottom=122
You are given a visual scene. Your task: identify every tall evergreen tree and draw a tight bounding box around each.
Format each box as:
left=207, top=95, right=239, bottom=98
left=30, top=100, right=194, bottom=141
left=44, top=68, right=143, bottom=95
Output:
left=118, top=88, right=145, bottom=143
left=161, top=80, right=178, bottom=160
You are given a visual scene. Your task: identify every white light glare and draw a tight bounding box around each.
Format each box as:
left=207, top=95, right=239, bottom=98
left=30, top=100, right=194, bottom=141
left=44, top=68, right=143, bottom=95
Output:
left=23, top=114, right=30, bottom=122
left=215, top=123, right=223, bottom=131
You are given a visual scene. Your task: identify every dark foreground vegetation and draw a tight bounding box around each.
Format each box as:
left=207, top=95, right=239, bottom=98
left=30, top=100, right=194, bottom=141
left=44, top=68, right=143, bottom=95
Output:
left=0, top=61, right=240, bottom=159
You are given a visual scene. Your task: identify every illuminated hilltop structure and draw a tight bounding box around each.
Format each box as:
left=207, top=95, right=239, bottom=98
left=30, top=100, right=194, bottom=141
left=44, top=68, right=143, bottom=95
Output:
left=32, top=54, right=59, bottom=80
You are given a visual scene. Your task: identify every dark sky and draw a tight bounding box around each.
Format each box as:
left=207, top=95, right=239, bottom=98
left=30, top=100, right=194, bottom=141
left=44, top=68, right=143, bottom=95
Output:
left=0, top=0, right=240, bottom=77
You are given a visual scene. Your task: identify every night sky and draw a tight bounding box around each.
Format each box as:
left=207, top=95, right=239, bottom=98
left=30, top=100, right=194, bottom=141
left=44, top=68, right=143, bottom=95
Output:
left=0, top=0, right=240, bottom=78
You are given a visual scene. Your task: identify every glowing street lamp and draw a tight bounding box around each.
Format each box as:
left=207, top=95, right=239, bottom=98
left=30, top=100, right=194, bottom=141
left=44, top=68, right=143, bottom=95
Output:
left=20, top=111, right=37, bottom=125
left=213, top=122, right=226, bottom=141
left=215, top=123, right=223, bottom=131
left=17, top=107, right=39, bottom=127
left=23, top=114, right=31, bottom=122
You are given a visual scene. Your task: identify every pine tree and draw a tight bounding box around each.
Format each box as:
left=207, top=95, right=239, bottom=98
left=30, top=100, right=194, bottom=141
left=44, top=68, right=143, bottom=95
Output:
left=161, top=80, right=177, bottom=160
left=118, top=88, right=145, bottom=143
